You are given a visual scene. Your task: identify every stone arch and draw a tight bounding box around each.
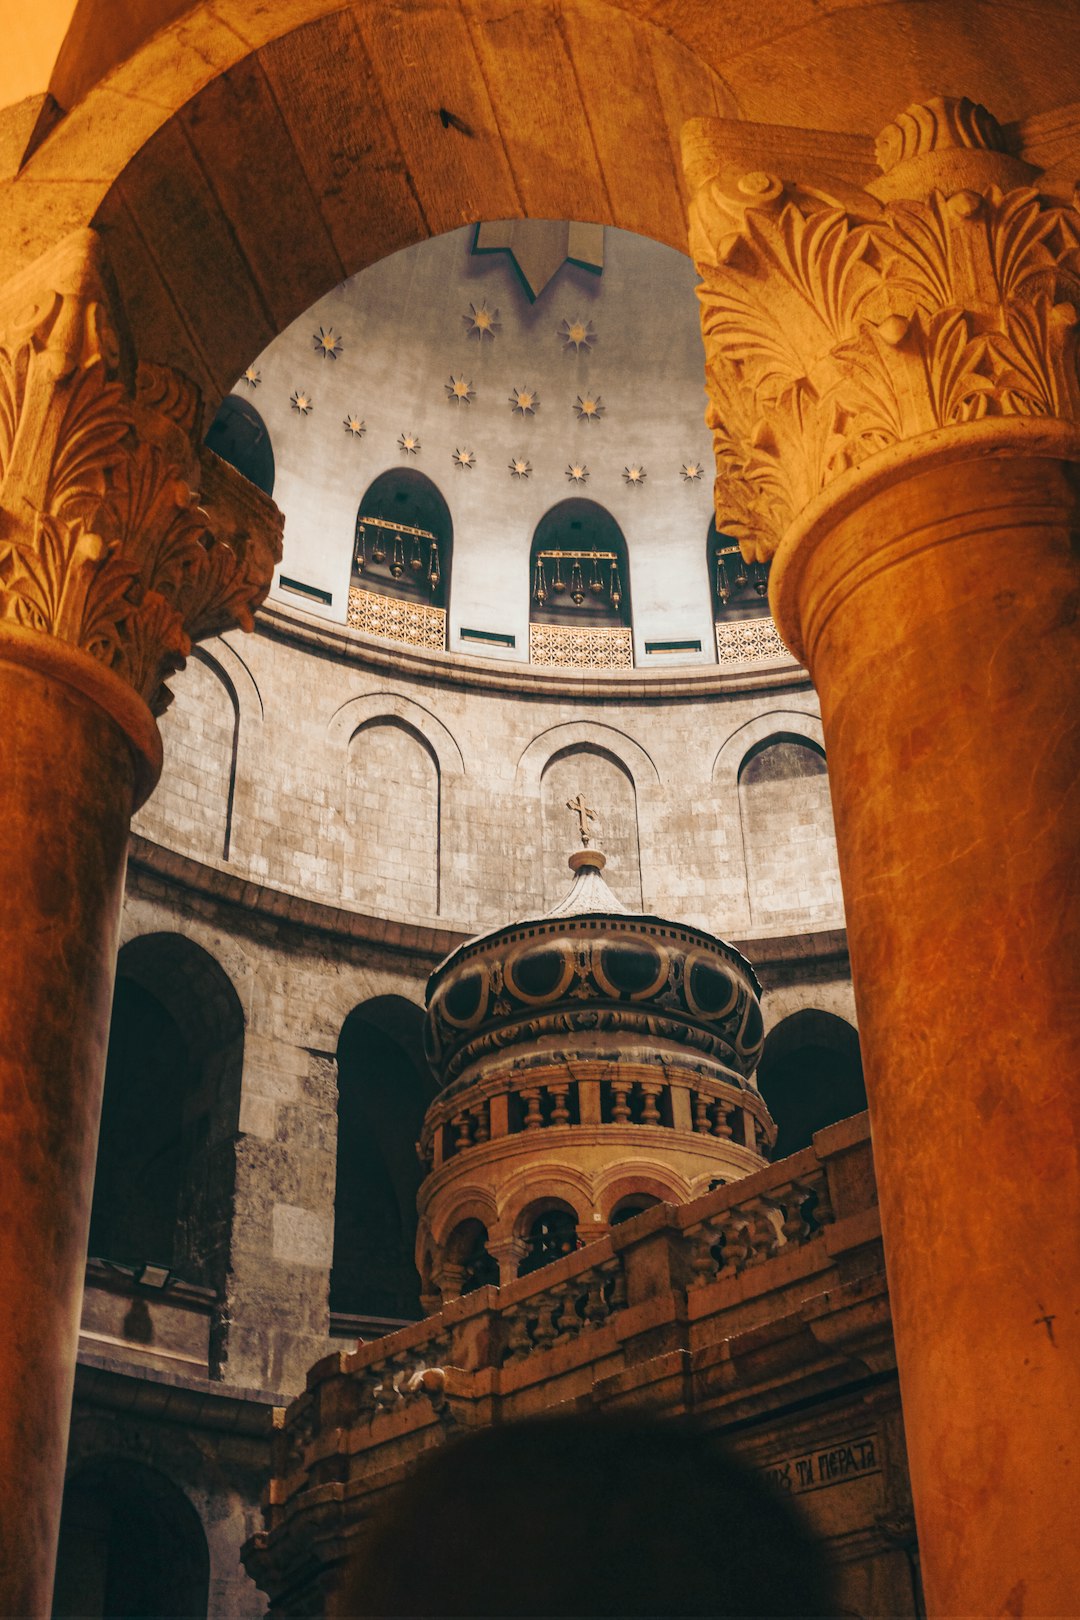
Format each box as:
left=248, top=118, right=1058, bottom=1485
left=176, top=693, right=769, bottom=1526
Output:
left=710, top=710, right=826, bottom=790
left=429, top=1189, right=499, bottom=1253
left=540, top=744, right=643, bottom=911
left=331, top=995, right=434, bottom=1324
left=597, top=1165, right=690, bottom=1221
left=134, top=647, right=240, bottom=863
left=756, top=1010, right=866, bottom=1161
left=341, top=718, right=443, bottom=917
left=353, top=466, right=453, bottom=621
left=90, top=934, right=245, bottom=1298
left=328, top=692, right=465, bottom=777
left=736, top=734, right=844, bottom=929
left=499, top=1166, right=593, bottom=1235
left=53, top=1457, right=210, bottom=1620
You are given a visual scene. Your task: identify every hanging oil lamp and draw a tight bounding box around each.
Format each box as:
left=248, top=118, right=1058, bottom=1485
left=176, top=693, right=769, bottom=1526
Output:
left=390, top=533, right=405, bottom=578
left=353, top=521, right=366, bottom=573
left=733, top=553, right=749, bottom=590
left=552, top=555, right=566, bottom=594
left=715, top=554, right=730, bottom=605
left=533, top=558, right=548, bottom=606
left=609, top=564, right=622, bottom=611
left=371, top=523, right=387, bottom=564
left=570, top=559, right=585, bottom=605
left=588, top=558, right=604, bottom=596
left=752, top=562, right=769, bottom=597
left=428, top=542, right=441, bottom=592
left=409, top=536, right=423, bottom=573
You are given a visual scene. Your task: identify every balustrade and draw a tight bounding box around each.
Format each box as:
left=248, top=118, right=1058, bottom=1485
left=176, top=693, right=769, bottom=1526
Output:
left=685, top=1169, right=834, bottom=1290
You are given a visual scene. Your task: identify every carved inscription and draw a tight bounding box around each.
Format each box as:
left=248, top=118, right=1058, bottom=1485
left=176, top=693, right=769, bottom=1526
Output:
left=765, top=1432, right=881, bottom=1496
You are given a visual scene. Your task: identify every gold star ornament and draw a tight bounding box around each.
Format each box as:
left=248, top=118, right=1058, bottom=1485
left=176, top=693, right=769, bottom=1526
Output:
left=343, top=414, right=367, bottom=438
left=681, top=461, right=704, bottom=482
left=574, top=394, right=605, bottom=423
left=566, top=462, right=590, bottom=483
left=509, top=455, right=532, bottom=479
left=559, top=316, right=596, bottom=351
left=290, top=389, right=313, bottom=415
left=313, top=326, right=344, bottom=359
left=242, top=365, right=260, bottom=388
left=453, top=447, right=476, bottom=469
left=509, top=385, right=538, bottom=415
left=399, top=431, right=421, bottom=455
left=623, top=464, right=646, bottom=486
left=463, top=302, right=500, bottom=340
left=445, top=374, right=475, bottom=405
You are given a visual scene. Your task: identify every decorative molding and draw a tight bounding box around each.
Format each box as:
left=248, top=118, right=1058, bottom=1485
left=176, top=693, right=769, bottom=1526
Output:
left=686, top=96, right=1080, bottom=561
left=445, top=374, right=474, bottom=405
left=0, top=230, right=282, bottom=717
left=343, top=414, right=366, bottom=438
left=681, top=461, right=704, bottom=481
left=509, top=455, right=532, bottom=479
left=312, top=326, right=343, bottom=359
left=714, top=616, right=792, bottom=667
left=529, top=623, right=632, bottom=668
left=565, top=461, right=589, bottom=484
left=560, top=316, right=596, bottom=352
left=463, top=302, right=499, bottom=340
left=452, top=447, right=476, bottom=470
left=623, top=464, right=646, bottom=486
left=398, top=430, right=421, bottom=456
left=290, top=389, right=313, bottom=415
left=574, top=393, right=604, bottom=422
left=509, top=385, right=538, bottom=415
left=241, top=365, right=260, bottom=388
left=347, top=586, right=446, bottom=650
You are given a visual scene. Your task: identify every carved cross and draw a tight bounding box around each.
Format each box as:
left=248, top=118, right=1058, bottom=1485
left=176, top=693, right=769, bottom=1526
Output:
left=566, top=793, right=600, bottom=847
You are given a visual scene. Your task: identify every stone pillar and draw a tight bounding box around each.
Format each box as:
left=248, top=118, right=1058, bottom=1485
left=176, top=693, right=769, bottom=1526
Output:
left=686, top=97, right=1080, bottom=1617
left=0, top=231, right=281, bottom=1616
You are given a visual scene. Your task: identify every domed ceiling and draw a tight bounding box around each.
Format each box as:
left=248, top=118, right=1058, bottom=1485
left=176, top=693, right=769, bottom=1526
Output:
left=219, top=222, right=727, bottom=665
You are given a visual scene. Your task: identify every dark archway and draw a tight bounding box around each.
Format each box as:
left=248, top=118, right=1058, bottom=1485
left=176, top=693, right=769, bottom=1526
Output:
left=755, top=1010, right=866, bottom=1160
left=204, top=394, right=275, bottom=496
left=530, top=499, right=631, bottom=630
left=331, top=997, right=436, bottom=1328
left=89, top=935, right=244, bottom=1293
left=517, top=1202, right=580, bottom=1277
left=444, top=1218, right=499, bottom=1295
left=353, top=468, right=452, bottom=611
left=52, top=1459, right=210, bottom=1619
left=708, top=517, right=770, bottom=623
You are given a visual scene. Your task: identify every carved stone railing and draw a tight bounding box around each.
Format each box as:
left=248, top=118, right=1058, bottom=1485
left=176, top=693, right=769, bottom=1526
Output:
left=529, top=622, right=633, bottom=668
left=347, top=586, right=446, bottom=650
left=417, top=1065, right=774, bottom=1169
left=246, top=1115, right=887, bottom=1608
left=714, top=616, right=792, bottom=668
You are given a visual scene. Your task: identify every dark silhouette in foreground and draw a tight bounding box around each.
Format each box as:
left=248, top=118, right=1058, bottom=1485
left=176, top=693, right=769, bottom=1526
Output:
left=341, top=1412, right=836, bottom=1617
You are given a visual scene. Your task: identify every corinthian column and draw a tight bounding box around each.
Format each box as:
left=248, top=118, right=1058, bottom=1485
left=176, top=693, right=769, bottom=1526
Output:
left=0, top=230, right=282, bottom=1616
left=686, top=98, right=1079, bottom=1616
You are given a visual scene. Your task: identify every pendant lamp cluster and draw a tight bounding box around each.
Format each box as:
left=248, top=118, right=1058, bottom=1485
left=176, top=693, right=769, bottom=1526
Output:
left=354, top=514, right=441, bottom=593
left=532, top=548, right=623, bottom=612
left=713, top=542, right=768, bottom=606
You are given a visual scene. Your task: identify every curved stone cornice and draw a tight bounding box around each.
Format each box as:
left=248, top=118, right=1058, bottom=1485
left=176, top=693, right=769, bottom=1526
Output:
left=0, top=229, right=283, bottom=731
left=685, top=97, right=1080, bottom=583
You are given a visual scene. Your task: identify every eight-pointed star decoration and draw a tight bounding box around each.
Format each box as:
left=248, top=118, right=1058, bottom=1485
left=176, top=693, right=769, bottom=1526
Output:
left=445, top=374, right=475, bottom=405
left=559, top=316, right=596, bottom=352
left=574, top=393, right=605, bottom=423
left=452, top=447, right=477, bottom=469
left=566, top=461, right=590, bottom=483
left=343, top=414, right=367, bottom=438
left=623, top=464, right=647, bottom=487
left=509, top=455, right=532, bottom=479
left=312, top=326, right=344, bottom=359
left=509, top=385, right=539, bottom=415
left=681, top=461, right=704, bottom=482
left=241, top=364, right=260, bottom=388
left=463, top=302, right=500, bottom=340
left=398, top=431, right=421, bottom=455
left=290, top=389, right=314, bottom=415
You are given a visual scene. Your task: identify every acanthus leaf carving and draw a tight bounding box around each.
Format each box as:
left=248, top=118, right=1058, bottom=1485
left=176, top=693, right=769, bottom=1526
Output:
left=0, top=230, right=283, bottom=716
left=687, top=101, right=1080, bottom=562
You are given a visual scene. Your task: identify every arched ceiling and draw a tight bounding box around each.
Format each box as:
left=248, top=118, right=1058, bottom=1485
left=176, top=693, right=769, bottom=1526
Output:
left=3, top=0, right=1079, bottom=407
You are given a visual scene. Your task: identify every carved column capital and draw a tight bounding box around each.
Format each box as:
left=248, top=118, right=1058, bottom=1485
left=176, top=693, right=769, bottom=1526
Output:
left=685, top=97, right=1080, bottom=653
left=0, top=229, right=283, bottom=789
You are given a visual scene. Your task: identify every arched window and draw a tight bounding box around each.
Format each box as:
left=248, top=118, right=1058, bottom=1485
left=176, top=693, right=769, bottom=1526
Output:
left=331, top=997, right=435, bottom=1328
left=517, top=1202, right=579, bottom=1277
left=88, top=935, right=244, bottom=1294
left=443, top=1218, right=499, bottom=1295
left=204, top=393, right=274, bottom=496
left=755, top=1010, right=866, bottom=1160
left=609, top=1194, right=661, bottom=1226
left=708, top=518, right=769, bottom=622
left=529, top=500, right=632, bottom=668
left=53, top=1460, right=210, bottom=1619
left=738, top=734, right=844, bottom=927
left=349, top=469, right=451, bottom=650
left=540, top=744, right=642, bottom=910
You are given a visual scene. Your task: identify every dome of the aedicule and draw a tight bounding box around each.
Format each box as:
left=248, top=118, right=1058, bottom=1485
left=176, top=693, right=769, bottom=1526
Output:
left=425, top=857, right=765, bottom=1090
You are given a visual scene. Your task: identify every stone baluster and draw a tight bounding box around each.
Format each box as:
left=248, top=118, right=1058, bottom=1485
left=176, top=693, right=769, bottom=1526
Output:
left=503, top=1305, right=533, bottom=1362
left=452, top=1113, right=473, bottom=1153
left=639, top=1080, right=663, bottom=1126
left=553, top=1281, right=583, bottom=1339
left=532, top=1292, right=560, bottom=1351
left=471, top=1100, right=490, bottom=1143
left=520, top=1087, right=543, bottom=1130
left=710, top=1100, right=733, bottom=1138
left=547, top=1082, right=571, bottom=1127
left=692, top=1092, right=711, bottom=1134
left=610, top=1080, right=632, bottom=1124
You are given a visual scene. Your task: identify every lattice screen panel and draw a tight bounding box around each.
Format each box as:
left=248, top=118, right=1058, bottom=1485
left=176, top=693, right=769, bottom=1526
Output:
left=348, top=587, right=446, bottom=650
left=714, top=617, right=791, bottom=667
left=529, top=623, right=634, bottom=669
